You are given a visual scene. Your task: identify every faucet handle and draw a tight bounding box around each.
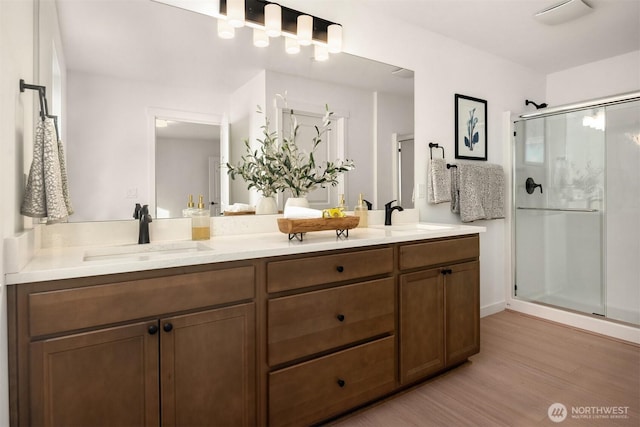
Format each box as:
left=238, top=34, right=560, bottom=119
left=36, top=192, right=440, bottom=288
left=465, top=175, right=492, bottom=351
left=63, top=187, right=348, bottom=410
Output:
left=133, top=203, right=142, bottom=219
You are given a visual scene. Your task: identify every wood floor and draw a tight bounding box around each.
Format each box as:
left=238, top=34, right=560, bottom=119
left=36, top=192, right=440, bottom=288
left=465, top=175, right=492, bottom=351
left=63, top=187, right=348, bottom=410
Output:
left=330, top=310, right=639, bottom=427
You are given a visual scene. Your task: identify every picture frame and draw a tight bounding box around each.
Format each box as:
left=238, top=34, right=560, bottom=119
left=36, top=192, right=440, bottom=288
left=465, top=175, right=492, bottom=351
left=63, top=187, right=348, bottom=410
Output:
left=455, top=94, right=487, bottom=160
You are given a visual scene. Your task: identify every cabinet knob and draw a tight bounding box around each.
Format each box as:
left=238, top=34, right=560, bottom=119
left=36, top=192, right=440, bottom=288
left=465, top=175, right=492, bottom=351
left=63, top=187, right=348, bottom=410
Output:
left=163, top=323, right=173, bottom=332
left=337, top=314, right=345, bottom=322
left=148, top=325, right=158, bottom=335
left=336, top=266, right=344, bottom=273
left=337, top=379, right=346, bottom=388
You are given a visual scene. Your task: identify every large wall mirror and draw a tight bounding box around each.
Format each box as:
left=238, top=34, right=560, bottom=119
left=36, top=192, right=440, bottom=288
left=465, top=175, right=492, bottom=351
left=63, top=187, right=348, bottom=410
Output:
left=38, top=0, right=414, bottom=222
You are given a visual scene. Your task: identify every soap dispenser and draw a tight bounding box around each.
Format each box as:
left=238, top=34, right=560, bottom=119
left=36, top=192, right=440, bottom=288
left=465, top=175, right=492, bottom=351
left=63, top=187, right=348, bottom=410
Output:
left=191, top=195, right=210, bottom=240
left=182, top=194, right=196, bottom=218
left=354, top=193, right=368, bottom=228
left=338, top=194, right=347, bottom=211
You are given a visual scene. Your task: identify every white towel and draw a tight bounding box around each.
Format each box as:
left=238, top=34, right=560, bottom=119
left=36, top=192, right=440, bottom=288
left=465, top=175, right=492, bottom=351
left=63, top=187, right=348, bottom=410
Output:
left=427, top=158, right=451, bottom=204
left=451, top=163, right=504, bottom=223
left=21, top=118, right=73, bottom=223
left=284, top=206, right=323, bottom=219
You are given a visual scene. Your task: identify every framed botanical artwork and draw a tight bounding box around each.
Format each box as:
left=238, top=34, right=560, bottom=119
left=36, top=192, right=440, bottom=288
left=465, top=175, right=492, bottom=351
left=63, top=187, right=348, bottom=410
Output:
left=455, top=94, right=487, bottom=160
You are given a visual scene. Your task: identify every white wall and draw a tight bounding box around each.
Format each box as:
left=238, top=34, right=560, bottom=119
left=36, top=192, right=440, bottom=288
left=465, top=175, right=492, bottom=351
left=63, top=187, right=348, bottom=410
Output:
left=1, top=1, right=37, bottom=424
left=546, top=50, right=640, bottom=106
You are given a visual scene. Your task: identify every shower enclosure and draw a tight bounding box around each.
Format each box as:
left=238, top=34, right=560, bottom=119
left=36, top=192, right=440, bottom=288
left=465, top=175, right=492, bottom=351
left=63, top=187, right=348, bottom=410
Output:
left=513, top=92, right=639, bottom=326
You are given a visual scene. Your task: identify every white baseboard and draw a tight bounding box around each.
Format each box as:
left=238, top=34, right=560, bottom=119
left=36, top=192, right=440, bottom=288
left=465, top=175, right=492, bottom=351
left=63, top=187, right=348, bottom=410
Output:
left=481, top=301, right=506, bottom=318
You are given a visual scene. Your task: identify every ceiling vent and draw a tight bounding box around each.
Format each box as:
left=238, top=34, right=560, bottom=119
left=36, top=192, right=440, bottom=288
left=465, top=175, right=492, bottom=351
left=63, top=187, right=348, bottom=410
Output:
left=534, top=0, right=593, bottom=25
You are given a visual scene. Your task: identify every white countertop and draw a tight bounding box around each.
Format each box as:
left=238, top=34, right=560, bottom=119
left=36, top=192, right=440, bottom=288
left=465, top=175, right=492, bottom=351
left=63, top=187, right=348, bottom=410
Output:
left=5, top=223, right=485, bottom=285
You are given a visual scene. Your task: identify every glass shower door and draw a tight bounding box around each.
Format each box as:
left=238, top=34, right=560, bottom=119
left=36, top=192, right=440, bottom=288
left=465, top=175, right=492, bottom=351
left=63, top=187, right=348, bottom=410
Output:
left=514, top=109, right=605, bottom=316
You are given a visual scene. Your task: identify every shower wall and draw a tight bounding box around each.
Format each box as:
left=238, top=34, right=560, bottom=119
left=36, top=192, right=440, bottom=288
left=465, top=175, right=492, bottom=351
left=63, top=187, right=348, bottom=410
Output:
left=514, top=97, right=639, bottom=325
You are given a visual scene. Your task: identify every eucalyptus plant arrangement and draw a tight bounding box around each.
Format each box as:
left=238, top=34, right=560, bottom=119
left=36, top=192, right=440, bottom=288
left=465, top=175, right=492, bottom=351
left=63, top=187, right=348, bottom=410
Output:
left=227, top=103, right=355, bottom=199
left=226, top=111, right=283, bottom=198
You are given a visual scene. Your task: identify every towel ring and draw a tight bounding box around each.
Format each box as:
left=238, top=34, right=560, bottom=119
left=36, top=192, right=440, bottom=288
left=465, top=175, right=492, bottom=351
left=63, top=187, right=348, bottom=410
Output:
left=428, top=142, right=445, bottom=160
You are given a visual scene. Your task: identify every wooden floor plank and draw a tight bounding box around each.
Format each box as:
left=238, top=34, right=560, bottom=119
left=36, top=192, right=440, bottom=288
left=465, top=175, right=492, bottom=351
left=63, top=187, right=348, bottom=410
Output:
left=330, top=310, right=639, bottom=426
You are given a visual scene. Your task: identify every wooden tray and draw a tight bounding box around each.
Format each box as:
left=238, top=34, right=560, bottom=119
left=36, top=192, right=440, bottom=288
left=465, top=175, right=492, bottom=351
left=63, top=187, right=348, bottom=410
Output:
left=223, top=210, right=255, bottom=216
left=277, top=216, right=360, bottom=234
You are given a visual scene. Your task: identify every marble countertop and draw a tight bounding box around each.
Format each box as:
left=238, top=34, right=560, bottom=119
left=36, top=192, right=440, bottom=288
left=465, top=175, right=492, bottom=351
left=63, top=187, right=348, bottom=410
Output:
left=5, top=223, right=485, bottom=285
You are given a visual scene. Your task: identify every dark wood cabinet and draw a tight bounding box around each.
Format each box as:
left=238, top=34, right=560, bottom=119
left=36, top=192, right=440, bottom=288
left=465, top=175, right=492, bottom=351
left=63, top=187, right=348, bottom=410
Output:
left=9, top=263, right=256, bottom=427
left=9, top=234, right=480, bottom=427
left=160, top=303, right=255, bottom=427
left=30, top=321, right=160, bottom=427
left=399, top=236, right=480, bottom=385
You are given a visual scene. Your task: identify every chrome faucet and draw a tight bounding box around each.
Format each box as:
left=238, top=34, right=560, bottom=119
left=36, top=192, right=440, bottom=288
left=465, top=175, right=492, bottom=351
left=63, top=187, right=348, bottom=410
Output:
left=133, top=203, right=152, bottom=244
left=384, top=200, right=404, bottom=226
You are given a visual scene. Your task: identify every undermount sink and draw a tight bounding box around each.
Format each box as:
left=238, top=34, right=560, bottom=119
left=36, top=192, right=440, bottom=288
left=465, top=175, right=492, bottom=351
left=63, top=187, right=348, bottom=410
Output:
left=369, top=223, right=455, bottom=232
left=83, top=241, right=213, bottom=262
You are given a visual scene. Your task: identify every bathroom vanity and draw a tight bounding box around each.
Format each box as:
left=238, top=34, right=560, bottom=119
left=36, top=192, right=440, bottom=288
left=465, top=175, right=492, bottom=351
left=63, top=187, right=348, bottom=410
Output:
left=6, top=225, right=482, bottom=426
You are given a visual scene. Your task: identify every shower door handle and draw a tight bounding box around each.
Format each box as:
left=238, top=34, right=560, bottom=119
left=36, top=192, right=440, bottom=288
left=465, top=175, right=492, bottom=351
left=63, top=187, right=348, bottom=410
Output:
left=525, top=177, right=543, bottom=194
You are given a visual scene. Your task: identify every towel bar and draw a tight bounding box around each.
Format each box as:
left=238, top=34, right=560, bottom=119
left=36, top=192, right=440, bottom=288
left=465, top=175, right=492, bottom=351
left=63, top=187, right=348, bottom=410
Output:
left=516, top=207, right=598, bottom=213
left=428, top=142, right=445, bottom=159
left=446, top=163, right=457, bottom=169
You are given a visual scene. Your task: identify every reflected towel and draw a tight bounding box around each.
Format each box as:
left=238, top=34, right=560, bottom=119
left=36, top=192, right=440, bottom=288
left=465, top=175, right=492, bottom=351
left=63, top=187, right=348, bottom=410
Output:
left=20, top=118, right=73, bottom=223
left=451, top=163, right=504, bottom=223
left=427, top=158, right=451, bottom=204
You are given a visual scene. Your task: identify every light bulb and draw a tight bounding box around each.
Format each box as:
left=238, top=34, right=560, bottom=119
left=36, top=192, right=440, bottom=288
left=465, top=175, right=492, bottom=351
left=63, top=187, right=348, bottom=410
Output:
left=227, top=0, right=245, bottom=28
left=285, top=37, right=300, bottom=54
left=327, top=24, right=342, bottom=53
left=253, top=28, right=269, bottom=47
left=297, top=15, right=312, bottom=46
left=217, top=19, right=235, bottom=39
left=265, top=3, right=282, bottom=37
left=314, top=44, right=329, bottom=61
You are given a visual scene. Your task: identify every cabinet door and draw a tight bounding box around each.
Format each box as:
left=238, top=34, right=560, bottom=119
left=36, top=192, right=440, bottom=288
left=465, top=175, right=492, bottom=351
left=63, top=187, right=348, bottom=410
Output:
left=399, top=268, right=445, bottom=384
left=445, top=260, right=480, bottom=367
left=160, top=303, right=255, bottom=427
left=30, top=321, right=160, bottom=427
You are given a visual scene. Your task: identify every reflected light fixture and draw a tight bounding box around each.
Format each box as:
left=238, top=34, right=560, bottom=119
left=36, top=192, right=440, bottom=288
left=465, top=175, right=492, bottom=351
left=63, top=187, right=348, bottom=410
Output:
left=285, top=37, right=300, bottom=54
left=253, top=28, right=269, bottom=47
left=314, top=44, right=329, bottom=61
left=297, top=15, right=313, bottom=46
left=227, top=0, right=245, bottom=27
left=216, top=1, right=343, bottom=61
left=217, top=18, right=235, bottom=39
left=264, top=3, right=281, bottom=37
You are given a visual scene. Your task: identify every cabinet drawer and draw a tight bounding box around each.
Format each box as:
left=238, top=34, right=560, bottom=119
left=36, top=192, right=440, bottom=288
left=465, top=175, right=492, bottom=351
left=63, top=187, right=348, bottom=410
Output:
left=269, top=336, right=395, bottom=427
left=267, top=247, right=393, bottom=293
left=268, top=278, right=394, bottom=365
left=28, top=266, right=255, bottom=337
left=399, top=235, right=479, bottom=271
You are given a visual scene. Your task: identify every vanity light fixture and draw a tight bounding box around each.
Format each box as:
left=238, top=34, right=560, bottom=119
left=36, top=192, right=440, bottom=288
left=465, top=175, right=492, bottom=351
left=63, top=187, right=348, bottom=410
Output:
left=327, top=24, right=342, bottom=53
left=216, top=0, right=343, bottom=60
left=226, top=0, right=245, bottom=27
left=264, top=3, right=281, bottom=37
left=297, top=14, right=313, bottom=46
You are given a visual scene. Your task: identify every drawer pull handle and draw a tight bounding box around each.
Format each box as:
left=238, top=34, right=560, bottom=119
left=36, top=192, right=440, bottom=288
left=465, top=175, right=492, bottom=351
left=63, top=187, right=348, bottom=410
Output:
left=336, top=266, right=344, bottom=273
left=163, top=323, right=174, bottom=333
left=148, top=325, right=158, bottom=335
left=441, top=268, right=453, bottom=275
left=337, top=314, right=345, bottom=322
left=337, top=379, right=346, bottom=388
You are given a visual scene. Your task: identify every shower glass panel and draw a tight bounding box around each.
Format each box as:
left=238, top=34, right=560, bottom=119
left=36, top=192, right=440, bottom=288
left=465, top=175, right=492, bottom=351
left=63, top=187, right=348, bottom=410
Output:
left=514, top=109, right=606, bottom=317
left=514, top=97, right=640, bottom=325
